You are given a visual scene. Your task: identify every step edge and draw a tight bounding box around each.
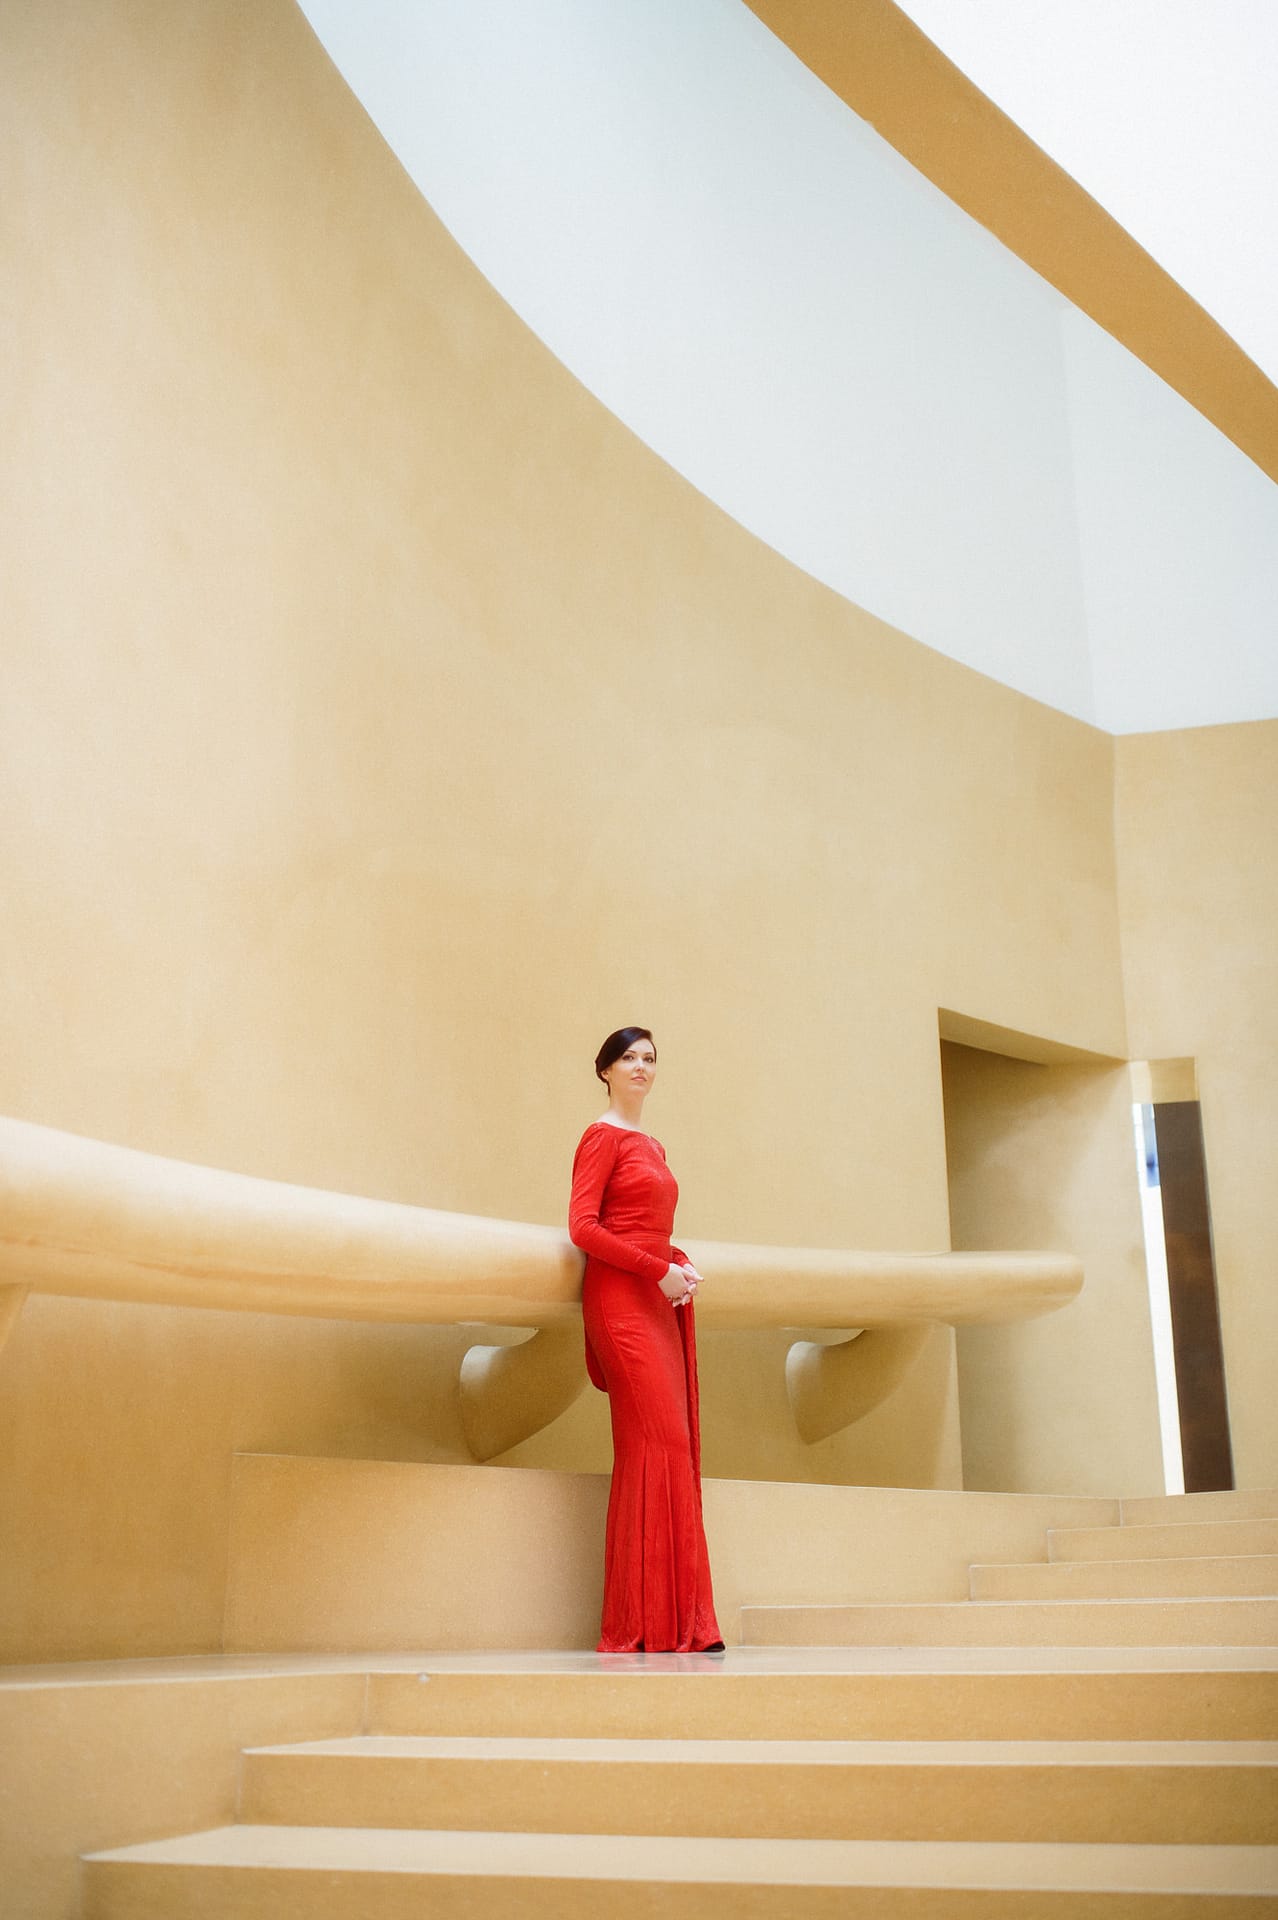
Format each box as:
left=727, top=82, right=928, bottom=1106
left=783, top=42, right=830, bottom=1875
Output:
left=241, top=1734, right=1278, bottom=1762
left=974, top=1553, right=1278, bottom=1569
left=81, top=1823, right=1278, bottom=1892
left=741, top=1596, right=1278, bottom=1613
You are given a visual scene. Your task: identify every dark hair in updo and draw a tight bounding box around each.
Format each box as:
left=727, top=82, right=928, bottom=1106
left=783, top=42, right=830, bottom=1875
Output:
left=595, top=1026, right=656, bottom=1087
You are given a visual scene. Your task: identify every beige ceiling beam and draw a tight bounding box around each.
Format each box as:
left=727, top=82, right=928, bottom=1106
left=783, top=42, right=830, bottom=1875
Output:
left=744, top=0, right=1278, bottom=484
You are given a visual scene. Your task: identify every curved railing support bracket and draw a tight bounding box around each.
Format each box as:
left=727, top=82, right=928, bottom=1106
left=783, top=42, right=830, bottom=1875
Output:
left=459, top=1323, right=588, bottom=1461
left=786, top=1323, right=933, bottom=1444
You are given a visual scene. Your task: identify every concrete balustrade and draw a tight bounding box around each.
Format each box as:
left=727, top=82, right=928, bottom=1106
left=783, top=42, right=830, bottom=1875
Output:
left=0, top=1115, right=1083, bottom=1449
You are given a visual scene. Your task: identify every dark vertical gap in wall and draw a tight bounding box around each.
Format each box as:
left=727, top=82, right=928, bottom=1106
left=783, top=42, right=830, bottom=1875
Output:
left=1152, top=1100, right=1233, bottom=1492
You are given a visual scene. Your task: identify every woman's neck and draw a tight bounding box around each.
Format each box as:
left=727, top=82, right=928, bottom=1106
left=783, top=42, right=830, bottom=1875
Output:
left=605, top=1091, right=647, bottom=1131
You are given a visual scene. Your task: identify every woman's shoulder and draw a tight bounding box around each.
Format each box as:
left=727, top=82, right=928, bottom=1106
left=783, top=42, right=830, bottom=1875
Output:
left=574, top=1119, right=660, bottom=1152
left=582, top=1118, right=661, bottom=1139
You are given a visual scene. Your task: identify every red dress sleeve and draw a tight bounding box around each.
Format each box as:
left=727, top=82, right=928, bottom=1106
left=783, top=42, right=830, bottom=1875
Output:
left=569, top=1125, right=670, bottom=1284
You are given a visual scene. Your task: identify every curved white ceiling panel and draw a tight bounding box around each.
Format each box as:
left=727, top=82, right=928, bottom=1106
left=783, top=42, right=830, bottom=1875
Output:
left=299, top=0, right=1278, bottom=732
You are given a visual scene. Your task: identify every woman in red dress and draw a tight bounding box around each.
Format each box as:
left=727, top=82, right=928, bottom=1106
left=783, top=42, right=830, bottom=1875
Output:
left=568, top=1026, right=723, bottom=1653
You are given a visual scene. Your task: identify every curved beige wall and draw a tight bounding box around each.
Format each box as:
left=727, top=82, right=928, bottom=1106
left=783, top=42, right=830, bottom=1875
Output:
left=0, top=0, right=1127, bottom=1214
left=6, top=0, right=1259, bottom=1658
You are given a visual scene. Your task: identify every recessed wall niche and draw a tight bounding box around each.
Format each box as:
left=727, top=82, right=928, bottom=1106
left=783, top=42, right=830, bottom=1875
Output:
left=938, top=1013, right=1163, bottom=1498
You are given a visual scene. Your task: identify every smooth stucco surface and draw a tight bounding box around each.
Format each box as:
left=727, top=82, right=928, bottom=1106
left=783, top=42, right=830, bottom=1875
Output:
left=0, top=0, right=1273, bottom=1665
left=297, top=0, right=1278, bottom=729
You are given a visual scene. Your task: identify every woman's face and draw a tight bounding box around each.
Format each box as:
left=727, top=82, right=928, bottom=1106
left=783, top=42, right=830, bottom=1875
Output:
left=604, top=1037, right=657, bottom=1099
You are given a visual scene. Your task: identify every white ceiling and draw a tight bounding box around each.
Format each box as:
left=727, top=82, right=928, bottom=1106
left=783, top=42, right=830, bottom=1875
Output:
left=896, top=0, right=1278, bottom=387
left=298, top=0, right=1278, bottom=733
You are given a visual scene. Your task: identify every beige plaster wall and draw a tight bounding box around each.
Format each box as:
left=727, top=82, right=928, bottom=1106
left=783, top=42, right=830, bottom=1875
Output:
left=1114, top=721, right=1278, bottom=1488
left=941, top=1044, right=1163, bottom=1497
left=2, top=0, right=1132, bottom=1658
left=499, top=1323, right=963, bottom=1493
left=0, top=1296, right=475, bottom=1662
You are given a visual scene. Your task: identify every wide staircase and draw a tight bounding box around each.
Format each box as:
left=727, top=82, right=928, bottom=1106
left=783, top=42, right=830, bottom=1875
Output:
left=80, top=1486, right=1278, bottom=1916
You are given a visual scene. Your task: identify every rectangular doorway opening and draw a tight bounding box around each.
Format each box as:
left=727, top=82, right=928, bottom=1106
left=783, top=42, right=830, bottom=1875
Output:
left=1131, top=1060, right=1234, bottom=1495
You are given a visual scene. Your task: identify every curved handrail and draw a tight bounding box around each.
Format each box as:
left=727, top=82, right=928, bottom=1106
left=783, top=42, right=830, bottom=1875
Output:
left=0, top=1116, right=1082, bottom=1334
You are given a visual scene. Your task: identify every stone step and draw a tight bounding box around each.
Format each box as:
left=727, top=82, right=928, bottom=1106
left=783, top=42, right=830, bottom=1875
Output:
left=366, top=1659, right=1278, bottom=1742
left=741, top=1597, right=1278, bottom=1648
left=238, top=1733, right=1278, bottom=1846
left=1050, top=1520, right=1278, bottom=1564
left=1120, top=1491, right=1278, bottom=1527
left=224, top=1456, right=1123, bottom=1655
left=80, top=1826, right=1278, bottom=1916
left=970, top=1557, right=1278, bottom=1603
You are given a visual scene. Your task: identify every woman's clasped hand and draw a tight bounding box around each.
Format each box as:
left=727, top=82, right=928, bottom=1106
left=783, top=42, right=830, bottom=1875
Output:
left=661, top=1260, right=701, bottom=1306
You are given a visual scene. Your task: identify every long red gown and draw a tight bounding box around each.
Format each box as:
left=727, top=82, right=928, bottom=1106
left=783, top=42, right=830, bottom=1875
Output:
left=569, top=1121, right=722, bottom=1653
